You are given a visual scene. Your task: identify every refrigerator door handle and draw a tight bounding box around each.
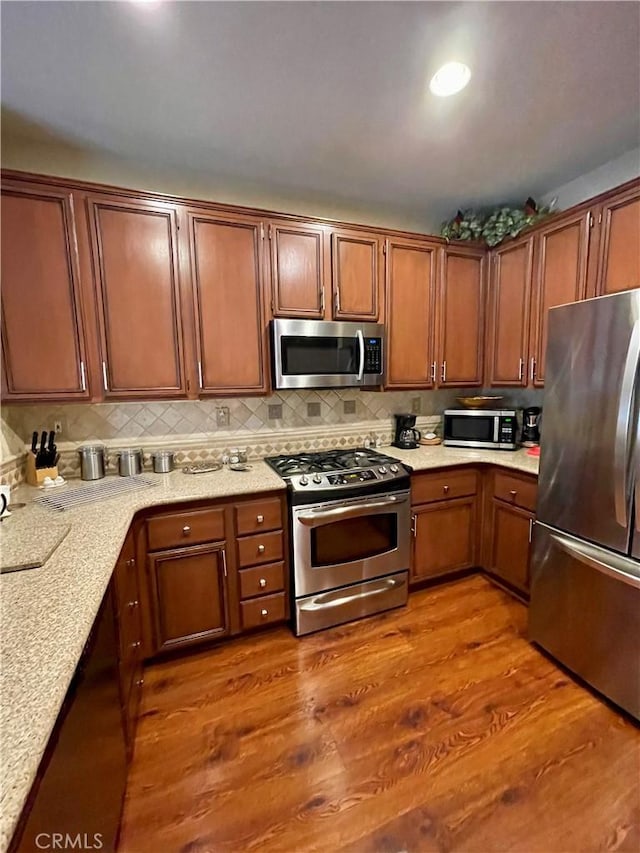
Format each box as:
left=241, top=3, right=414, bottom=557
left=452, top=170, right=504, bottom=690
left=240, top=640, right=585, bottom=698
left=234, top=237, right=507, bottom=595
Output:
left=549, top=528, right=640, bottom=590
left=614, top=320, right=640, bottom=528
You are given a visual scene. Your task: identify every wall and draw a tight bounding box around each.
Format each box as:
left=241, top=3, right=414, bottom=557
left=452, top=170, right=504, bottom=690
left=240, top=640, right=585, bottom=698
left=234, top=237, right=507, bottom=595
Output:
left=541, top=147, right=640, bottom=210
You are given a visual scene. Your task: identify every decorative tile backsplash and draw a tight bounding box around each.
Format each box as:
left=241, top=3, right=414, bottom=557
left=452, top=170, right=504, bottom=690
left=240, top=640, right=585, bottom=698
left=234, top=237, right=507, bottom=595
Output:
left=1, top=386, right=543, bottom=483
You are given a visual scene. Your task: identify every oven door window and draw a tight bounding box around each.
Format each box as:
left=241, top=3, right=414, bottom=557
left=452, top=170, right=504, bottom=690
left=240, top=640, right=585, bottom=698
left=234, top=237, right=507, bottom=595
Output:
left=311, top=513, right=398, bottom=567
left=446, top=415, right=494, bottom=442
left=281, top=336, right=358, bottom=375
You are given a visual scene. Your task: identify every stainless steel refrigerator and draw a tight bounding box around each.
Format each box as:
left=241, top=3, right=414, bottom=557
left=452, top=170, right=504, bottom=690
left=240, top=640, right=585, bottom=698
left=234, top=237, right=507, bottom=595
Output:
left=530, top=289, right=640, bottom=720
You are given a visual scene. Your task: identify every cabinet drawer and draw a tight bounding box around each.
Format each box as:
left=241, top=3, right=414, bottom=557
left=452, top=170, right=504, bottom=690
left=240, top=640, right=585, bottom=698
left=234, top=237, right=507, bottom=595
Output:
left=240, top=592, right=287, bottom=630
left=147, top=507, right=225, bottom=551
left=412, top=468, right=478, bottom=505
left=493, top=470, right=538, bottom=512
left=235, top=498, right=283, bottom=536
left=239, top=562, right=286, bottom=600
left=237, top=530, right=283, bottom=567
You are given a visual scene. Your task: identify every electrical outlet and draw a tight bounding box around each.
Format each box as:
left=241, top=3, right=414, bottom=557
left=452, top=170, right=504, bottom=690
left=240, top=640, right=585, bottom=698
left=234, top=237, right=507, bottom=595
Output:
left=343, top=400, right=356, bottom=415
left=411, top=397, right=421, bottom=415
left=307, top=402, right=321, bottom=417
left=268, top=404, right=283, bottom=420
left=215, top=406, right=230, bottom=427
left=54, top=421, right=63, bottom=435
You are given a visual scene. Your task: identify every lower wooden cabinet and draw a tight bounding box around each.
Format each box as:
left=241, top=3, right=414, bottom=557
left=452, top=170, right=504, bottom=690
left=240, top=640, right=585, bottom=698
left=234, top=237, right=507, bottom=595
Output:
left=486, top=500, right=533, bottom=594
left=412, top=497, right=477, bottom=582
left=148, top=542, right=229, bottom=653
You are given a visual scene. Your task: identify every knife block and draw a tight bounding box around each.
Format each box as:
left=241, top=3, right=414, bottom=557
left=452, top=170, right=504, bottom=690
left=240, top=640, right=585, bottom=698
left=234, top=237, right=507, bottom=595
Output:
left=26, top=454, right=58, bottom=486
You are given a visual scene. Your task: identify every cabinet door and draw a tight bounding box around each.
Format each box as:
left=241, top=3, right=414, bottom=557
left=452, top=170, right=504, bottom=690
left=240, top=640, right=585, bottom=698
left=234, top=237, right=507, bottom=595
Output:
left=1, top=185, right=90, bottom=400
left=331, top=230, right=381, bottom=320
left=486, top=237, right=534, bottom=386
left=530, top=211, right=590, bottom=386
left=269, top=221, right=327, bottom=318
left=385, top=238, right=437, bottom=388
left=188, top=211, right=268, bottom=394
left=436, top=246, right=485, bottom=387
left=593, top=184, right=640, bottom=296
left=487, top=500, right=533, bottom=594
left=411, top=497, right=477, bottom=583
left=87, top=197, right=186, bottom=397
left=148, top=542, right=229, bottom=653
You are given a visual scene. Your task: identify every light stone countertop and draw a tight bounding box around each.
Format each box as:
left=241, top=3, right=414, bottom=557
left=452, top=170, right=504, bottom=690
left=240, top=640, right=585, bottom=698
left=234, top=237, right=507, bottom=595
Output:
left=0, top=447, right=538, bottom=851
left=0, top=463, right=285, bottom=853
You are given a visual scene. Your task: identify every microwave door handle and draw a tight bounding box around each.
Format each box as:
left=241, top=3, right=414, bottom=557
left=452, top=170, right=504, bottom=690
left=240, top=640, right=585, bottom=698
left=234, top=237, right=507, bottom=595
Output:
left=614, top=320, right=640, bottom=528
left=356, top=329, right=365, bottom=381
left=493, top=417, right=499, bottom=443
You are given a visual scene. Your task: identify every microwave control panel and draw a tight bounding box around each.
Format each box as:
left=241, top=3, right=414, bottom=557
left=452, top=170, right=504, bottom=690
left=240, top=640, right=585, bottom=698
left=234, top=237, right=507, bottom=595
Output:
left=498, top=416, right=517, bottom=443
left=364, top=338, right=383, bottom=374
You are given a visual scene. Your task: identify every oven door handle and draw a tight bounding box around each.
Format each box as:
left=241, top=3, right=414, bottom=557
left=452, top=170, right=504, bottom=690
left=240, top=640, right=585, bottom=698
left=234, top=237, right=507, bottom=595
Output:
left=296, top=495, right=407, bottom=526
left=356, top=329, right=365, bottom=381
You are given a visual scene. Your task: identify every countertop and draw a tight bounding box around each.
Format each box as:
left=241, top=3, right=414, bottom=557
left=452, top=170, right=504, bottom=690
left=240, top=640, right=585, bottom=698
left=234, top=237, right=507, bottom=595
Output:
left=0, top=447, right=538, bottom=851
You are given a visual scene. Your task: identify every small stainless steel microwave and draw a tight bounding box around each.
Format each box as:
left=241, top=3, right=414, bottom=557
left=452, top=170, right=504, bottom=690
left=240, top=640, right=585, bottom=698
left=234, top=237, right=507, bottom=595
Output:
left=443, top=409, right=518, bottom=450
left=271, top=319, right=385, bottom=389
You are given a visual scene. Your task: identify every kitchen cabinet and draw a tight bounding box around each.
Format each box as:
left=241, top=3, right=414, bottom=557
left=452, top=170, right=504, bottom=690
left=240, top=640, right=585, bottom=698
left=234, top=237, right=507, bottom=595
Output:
left=385, top=238, right=438, bottom=388
left=269, top=221, right=327, bottom=318
left=483, top=468, right=537, bottom=596
left=410, top=468, right=479, bottom=584
left=1, top=183, right=91, bottom=401
left=592, top=182, right=640, bottom=296
left=85, top=195, right=186, bottom=398
left=187, top=209, right=268, bottom=394
left=436, top=246, right=486, bottom=387
left=10, top=589, right=127, bottom=853
left=331, top=229, right=382, bottom=321
left=486, top=235, right=534, bottom=387
left=148, top=542, right=230, bottom=653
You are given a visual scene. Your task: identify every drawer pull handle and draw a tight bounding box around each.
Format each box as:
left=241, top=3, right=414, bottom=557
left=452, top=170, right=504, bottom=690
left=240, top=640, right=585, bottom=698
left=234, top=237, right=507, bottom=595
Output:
left=258, top=544, right=265, bottom=553
left=259, top=578, right=267, bottom=588
left=261, top=608, right=268, bottom=618
left=182, top=525, right=191, bottom=535
left=443, top=485, right=449, bottom=494
left=128, top=600, right=139, bottom=609
left=256, top=514, right=264, bottom=524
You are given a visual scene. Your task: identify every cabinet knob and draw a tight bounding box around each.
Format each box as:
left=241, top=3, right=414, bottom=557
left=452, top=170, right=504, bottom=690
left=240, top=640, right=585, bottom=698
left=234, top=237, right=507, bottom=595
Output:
left=256, top=514, right=264, bottom=524
left=182, top=525, right=191, bottom=536
left=128, top=599, right=139, bottom=609
left=258, top=544, right=265, bottom=553
left=443, top=485, right=449, bottom=494
left=509, top=490, right=517, bottom=498
left=136, top=677, right=144, bottom=687
left=261, top=609, right=268, bottom=618
left=259, top=578, right=267, bottom=588
left=131, top=640, right=141, bottom=649
left=126, top=558, right=136, bottom=568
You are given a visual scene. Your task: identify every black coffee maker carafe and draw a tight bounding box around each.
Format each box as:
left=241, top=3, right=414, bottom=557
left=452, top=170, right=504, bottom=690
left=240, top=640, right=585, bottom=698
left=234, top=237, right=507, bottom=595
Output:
left=521, top=406, right=541, bottom=446
left=393, top=413, right=421, bottom=449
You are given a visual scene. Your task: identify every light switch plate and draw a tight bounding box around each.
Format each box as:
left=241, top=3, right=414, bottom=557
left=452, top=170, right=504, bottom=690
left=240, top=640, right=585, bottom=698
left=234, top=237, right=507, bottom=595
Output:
left=307, top=402, right=321, bottom=417
left=268, top=404, right=283, bottom=420
left=343, top=400, right=356, bottom=415
left=216, top=406, right=230, bottom=427
left=411, top=397, right=421, bottom=415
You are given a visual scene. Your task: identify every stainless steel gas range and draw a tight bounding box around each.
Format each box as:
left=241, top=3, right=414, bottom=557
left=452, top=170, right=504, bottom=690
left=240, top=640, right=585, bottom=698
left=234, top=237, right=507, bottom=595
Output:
left=265, top=448, right=411, bottom=635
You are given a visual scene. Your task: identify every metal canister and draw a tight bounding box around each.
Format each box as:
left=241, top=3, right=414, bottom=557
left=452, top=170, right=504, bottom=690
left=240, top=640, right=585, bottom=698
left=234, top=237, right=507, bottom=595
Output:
left=115, top=448, right=143, bottom=477
left=151, top=450, right=175, bottom=473
left=78, top=445, right=107, bottom=481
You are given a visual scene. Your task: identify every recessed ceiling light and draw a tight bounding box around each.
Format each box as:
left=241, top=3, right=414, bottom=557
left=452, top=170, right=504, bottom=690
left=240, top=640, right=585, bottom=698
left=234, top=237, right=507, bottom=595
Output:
left=429, top=62, right=471, bottom=97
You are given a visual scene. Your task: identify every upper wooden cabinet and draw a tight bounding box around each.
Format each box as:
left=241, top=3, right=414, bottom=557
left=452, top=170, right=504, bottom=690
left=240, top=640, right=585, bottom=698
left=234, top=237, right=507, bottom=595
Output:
left=86, top=196, right=186, bottom=398
left=269, top=221, right=327, bottom=318
left=529, top=211, right=590, bottom=385
left=385, top=238, right=437, bottom=389
left=188, top=210, right=268, bottom=395
left=1, top=184, right=90, bottom=401
left=486, top=236, right=534, bottom=387
left=436, top=246, right=486, bottom=387
left=592, top=183, right=640, bottom=296
left=331, top=230, right=382, bottom=321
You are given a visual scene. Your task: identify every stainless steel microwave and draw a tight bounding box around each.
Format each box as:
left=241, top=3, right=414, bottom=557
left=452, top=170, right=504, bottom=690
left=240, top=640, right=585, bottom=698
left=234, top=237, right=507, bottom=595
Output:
left=443, top=409, right=518, bottom=450
left=271, top=319, right=385, bottom=389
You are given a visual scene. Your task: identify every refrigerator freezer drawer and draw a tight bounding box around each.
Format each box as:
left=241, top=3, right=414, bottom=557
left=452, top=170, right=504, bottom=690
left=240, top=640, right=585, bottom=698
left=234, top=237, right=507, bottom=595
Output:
left=530, top=522, right=640, bottom=720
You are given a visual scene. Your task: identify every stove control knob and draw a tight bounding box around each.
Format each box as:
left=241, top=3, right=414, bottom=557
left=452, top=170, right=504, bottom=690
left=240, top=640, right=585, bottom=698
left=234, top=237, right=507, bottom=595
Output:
left=379, top=466, right=387, bottom=474
left=312, top=474, right=322, bottom=484
left=299, top=475, right=309, bottom=486
left=389, top=464, right=398, bottom=473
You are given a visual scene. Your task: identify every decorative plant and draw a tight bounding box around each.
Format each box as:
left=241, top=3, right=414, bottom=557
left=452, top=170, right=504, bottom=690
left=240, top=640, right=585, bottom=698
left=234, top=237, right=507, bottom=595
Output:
left=441, top=197, right=555, bottom=248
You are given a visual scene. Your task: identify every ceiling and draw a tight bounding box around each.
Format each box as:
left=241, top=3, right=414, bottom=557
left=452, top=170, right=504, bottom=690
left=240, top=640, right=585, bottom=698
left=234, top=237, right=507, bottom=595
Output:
left=2, top=1, right=639, bottom=227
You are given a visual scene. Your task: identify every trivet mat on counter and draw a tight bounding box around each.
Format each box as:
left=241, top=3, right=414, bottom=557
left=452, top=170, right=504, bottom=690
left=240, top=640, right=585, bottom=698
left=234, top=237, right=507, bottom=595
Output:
left=1, top=515, right=70, bottom=573
left=35, top=476, right=157, bottom=512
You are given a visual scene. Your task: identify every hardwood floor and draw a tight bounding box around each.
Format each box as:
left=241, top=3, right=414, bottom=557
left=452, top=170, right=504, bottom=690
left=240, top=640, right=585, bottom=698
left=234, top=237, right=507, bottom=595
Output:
left=119, top=576, right=640, bottom=853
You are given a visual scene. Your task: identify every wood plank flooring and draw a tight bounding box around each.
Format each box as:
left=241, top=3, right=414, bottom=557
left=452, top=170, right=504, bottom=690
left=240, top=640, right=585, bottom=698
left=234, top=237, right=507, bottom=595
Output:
left=118, top=576, right=640, bottom=853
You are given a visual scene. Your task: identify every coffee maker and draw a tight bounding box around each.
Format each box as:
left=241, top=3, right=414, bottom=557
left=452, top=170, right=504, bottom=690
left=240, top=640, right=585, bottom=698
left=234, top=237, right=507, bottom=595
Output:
left=521, top=407, right=542, bottom=446
left=393, top=414, right=421, bottom=449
